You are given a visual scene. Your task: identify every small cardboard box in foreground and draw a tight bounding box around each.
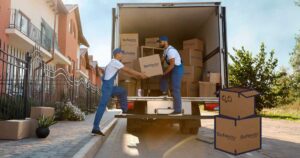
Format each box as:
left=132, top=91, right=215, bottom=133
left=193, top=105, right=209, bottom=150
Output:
left=138, top=54, right=163, bottom=77
left=220, top=88, right=259, bottom=119
left=214, top=116, right=262, bottom=155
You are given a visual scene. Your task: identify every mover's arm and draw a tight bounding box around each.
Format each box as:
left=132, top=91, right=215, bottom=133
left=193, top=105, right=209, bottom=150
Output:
left=121, top=67, right=148, bottom=79
left=163, top=58, right=175, bottom=75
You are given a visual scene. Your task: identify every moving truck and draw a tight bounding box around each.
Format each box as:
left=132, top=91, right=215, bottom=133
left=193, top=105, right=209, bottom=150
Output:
left=112, top=2, right=229, bottom=134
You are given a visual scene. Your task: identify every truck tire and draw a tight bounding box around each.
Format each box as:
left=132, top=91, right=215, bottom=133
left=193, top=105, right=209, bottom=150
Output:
left=127, top=118, right=142, bottom=133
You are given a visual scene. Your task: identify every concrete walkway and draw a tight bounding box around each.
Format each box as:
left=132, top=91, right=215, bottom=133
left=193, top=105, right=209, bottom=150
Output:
left=95, top=118, right=300, bottom=158
left=0, top=110, right=120, bottom=158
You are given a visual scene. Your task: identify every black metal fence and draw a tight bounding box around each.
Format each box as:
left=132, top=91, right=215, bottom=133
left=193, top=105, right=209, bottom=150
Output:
left=0, top=40, right=101, bottom=120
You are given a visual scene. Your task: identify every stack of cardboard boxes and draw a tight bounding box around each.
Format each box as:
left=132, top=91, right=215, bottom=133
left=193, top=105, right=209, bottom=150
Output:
left=118, top=34, right=219, bottom=98
left=119, top=34, right=163, bottom=96
left=215, top=88, right=261, bottom=155
left=180, top=38, right=204, bottom=97
left=119, top=34, right=139, bottom=95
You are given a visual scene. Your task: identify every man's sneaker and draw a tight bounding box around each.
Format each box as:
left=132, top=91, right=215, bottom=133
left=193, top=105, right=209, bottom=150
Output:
left=160, top=91, right=169, bottom=97
left=91, top=129, right=105, bottom=136
left=169, top=111, right=183, bottom=116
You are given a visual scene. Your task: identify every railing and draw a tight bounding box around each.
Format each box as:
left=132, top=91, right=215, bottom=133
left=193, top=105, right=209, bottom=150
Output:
left=8, top=9, right=60, bottom=53
left=0, top=40, right=101, bottom=120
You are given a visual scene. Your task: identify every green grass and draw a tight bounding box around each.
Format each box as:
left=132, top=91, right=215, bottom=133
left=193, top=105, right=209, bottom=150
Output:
left=260, top=100, right=300, bottom=121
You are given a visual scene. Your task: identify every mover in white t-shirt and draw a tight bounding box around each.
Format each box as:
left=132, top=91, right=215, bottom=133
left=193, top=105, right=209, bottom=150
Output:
left=158, top=36, right=184, bottom=115
left=92, top=48, right=147, bottom=136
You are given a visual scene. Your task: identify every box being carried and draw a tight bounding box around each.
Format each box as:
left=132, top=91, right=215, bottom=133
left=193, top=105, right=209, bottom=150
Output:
left=139, top=54, right=163, bottom=77
left=183, top=38, right=204, bottom=51
left=215, top=116, right=262, bottom=155
left=220, top=88, right=260, bottom=119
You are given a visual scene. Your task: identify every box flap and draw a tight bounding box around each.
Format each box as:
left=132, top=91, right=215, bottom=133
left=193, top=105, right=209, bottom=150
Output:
left=240, top=90, right=260, bottom=98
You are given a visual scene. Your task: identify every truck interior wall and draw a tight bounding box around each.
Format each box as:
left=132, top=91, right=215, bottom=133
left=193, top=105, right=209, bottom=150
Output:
left=197, top=10, right=220, bottom=76
left=118, top=7, right=217, bottom=51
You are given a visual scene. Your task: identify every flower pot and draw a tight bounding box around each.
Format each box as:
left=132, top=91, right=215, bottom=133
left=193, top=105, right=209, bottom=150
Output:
left=35, top=127, right=50, bottom=138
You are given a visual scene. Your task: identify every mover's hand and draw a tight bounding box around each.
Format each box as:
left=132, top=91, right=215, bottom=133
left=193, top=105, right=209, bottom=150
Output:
left=139, top=73, right=148, bottom=79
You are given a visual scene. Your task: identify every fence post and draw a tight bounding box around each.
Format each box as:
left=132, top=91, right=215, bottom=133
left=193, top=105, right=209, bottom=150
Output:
left=23, top=52, right=31, bottom=118
left=86, top=81, right=89, bottom=114
left=41, top=61, right=45, bottom=107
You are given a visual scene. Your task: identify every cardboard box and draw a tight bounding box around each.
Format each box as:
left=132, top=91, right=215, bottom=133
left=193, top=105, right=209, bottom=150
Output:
left=183, top=38, right=204, bottom=51
left=181, top=81, right=199, bottom=97
left=30, top=107, right=55, bottom=119
left=181, top=49, right=203, bottom=67
left=203, top=72, right=221, bottom=84
left=220, top=88, right=260, bottom=119
left=119, top=80, right=137, bottom=96
left=215, top=116, right=262, bottom=155
left=199, top=81, right=216, bottom=97
left=120, top=33, right=139, bottom=46
left=0, top=119, right=31, bottom=140
left=139, top=54, right=163, bottom=77
left=121, top=46, right=139, bottom=63
left=182, top=66, right=202, bottom=81
left=118, top=60, right=141, bottom=81
left=145, top=37, right=160, bottom=48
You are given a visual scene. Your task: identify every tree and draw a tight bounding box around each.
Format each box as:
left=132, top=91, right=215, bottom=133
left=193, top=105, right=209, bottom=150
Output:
left=290, top=34, right=300, bottom=98
left=229, top=43, right=283, bottom=111
left=296, top=0, right=300, bottom=6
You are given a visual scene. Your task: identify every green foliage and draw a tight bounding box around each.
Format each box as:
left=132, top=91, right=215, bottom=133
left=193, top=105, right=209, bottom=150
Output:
left=55, top=101, right=86, bottom=121
left=296, top=0, right=300, bottom=6
left=229, top=43, right=289, bottom=111
left=37, top=115, right=56, bottom=128
left=290, top=34, right=300, bottom=98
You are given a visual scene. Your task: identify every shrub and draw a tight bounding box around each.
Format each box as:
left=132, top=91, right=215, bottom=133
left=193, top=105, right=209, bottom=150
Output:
left=55, top=101, right=86, bottom=121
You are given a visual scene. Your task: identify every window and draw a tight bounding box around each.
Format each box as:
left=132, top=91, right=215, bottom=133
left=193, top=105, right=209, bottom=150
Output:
left=18, top=11, right=29, bottom=35
left=69, top=19, right=76, bottom=38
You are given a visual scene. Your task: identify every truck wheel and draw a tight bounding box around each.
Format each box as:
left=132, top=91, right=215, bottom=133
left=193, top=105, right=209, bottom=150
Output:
left=127, top=118, right=142, bottom=133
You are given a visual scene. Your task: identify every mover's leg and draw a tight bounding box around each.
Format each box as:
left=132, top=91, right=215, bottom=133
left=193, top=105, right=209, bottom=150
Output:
left=93, top=85, right=113, bottom=130
left=171, top=66, right=184, bottom=113
left=160, top=73, right=170, bottom=94
left=112, top=86, right=128, bottom=112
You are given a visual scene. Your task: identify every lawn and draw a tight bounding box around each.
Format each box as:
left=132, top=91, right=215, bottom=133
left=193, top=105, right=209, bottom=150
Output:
left=260, top=100, right=300, bottom=121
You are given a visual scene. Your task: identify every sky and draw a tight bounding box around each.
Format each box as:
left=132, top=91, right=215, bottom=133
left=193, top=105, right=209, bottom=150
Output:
left=63, top=0, right=300, bottom=69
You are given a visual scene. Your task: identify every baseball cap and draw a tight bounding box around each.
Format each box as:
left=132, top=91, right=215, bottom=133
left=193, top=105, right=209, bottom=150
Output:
left=112, top=48, right=125, bottom=55
left=157, top=36, right=169, bottom=42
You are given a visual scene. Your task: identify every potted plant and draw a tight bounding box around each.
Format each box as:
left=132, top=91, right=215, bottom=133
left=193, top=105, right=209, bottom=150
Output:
left=36, top=115, right=56, bottom=138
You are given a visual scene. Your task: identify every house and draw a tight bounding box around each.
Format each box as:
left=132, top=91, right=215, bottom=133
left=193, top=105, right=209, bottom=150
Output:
left=57, top=3, right=89, bottom=76
left=0, top=0, right=71, bottom=66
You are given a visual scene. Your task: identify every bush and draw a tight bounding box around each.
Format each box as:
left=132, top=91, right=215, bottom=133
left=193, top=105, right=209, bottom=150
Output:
left=55, top=101, right=86, bottom=121
left=229, top=43, right=290, bottom=112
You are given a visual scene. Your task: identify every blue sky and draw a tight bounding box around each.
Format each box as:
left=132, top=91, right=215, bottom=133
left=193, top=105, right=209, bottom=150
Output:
left=63, top=0, right=300, bottom=69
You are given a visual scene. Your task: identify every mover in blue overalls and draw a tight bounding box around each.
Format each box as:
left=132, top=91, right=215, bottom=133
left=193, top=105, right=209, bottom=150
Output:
left=92, top=48, right=148, bottom=136
left=158, top=36, right=184, bottom=115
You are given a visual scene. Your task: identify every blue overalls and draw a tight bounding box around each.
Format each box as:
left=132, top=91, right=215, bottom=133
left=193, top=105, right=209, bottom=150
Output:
left=93, top=69, right=128, bottom=131
left=160, top=46, right=184, bottom=113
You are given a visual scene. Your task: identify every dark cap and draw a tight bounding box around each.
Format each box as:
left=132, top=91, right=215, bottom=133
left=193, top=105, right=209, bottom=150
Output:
left=157, top=36, right=169, bottom=42
left=112, top=48, right=125, bottom=55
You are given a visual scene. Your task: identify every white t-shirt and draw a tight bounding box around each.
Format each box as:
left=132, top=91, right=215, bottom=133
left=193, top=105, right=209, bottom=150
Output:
left=164, top=45, right=182, bottom=66
left=104, top=59, right=124, bottom=80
